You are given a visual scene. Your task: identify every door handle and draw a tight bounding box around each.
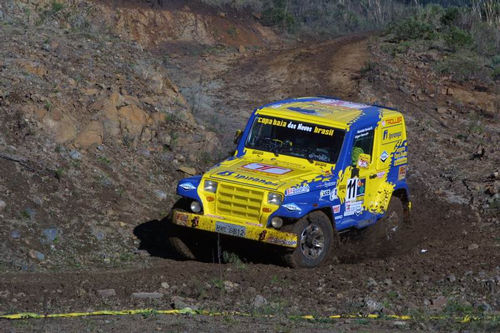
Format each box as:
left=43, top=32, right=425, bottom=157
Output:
left=369, top=174, right=377, bottom=179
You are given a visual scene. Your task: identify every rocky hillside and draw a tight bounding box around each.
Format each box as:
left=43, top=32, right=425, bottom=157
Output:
left=0, top=0, right=498, bottom=274
left=0, top=0, right=225, bottom=271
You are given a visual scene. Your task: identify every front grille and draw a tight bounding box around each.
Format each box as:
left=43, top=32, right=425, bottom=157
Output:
left=216, top=183, right=264, bottom=220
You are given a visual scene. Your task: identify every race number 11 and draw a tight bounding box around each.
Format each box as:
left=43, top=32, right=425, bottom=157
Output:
left=346, top=178, right=358, bottom=201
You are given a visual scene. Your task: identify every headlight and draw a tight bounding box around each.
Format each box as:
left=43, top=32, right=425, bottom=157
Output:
left=268, top=192, right=283, bottom=205
left=190, top=201, right=202, bottom=213
left=271, top=217, right=283, bottom=229
left=204, top=180, right=218, bottom=193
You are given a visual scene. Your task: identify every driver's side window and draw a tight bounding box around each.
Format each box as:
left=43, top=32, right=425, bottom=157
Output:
left=351, top=130, right=374, bottom=165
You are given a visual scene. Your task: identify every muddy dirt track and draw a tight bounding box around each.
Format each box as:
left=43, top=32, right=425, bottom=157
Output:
left=1, top=35, right=499, bottom=332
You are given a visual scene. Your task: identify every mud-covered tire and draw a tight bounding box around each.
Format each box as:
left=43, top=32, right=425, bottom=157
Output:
left=372, top=196, right=409, bottom=241
left=283, top=211, right=335, bottom=268
left=166, top=198, right=210, bottom=261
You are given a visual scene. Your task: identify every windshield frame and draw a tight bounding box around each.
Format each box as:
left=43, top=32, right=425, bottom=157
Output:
left=244, top=114, right=345, bottom=165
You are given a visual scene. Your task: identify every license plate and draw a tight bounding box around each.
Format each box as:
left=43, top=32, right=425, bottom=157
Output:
left=215, top=221, right=246, bottom=237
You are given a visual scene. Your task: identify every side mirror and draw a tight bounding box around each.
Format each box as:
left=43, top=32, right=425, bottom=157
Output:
left=357, top=153, right=371, bottom=169
left=233, top=129, right=243, bottom=144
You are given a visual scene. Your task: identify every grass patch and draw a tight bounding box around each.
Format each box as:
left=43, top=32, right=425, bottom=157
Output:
left=55, top=168, right=64, bottom=180
left=51, top=1, right=64, bottom=13
left=211, top=278, right=224, bottom=289
left=97, top=156, right=111, bottom=164
left=382, top=4, right=499, bottom=83
left=222, top=251, right=246, bottom=270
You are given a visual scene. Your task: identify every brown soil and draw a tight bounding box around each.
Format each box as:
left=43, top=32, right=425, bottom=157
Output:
left=0, top=1, right=499, bottom=332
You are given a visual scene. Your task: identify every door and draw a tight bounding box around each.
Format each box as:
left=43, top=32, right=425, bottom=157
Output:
left=345, top=128, right=374, bottom=224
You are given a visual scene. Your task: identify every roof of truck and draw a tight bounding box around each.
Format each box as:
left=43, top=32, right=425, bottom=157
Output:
left=256, top=97, right=402, bottom=129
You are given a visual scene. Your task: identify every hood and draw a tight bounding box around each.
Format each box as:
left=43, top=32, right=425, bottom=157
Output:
left=205, top=154, right=333, bottom=192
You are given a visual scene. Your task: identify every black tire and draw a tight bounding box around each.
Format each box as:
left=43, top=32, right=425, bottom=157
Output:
left=283, top=211, right=335, bottom=268
left=166, top=199, right=211, bottom=261
left=372, top=196, right=409, bottom=241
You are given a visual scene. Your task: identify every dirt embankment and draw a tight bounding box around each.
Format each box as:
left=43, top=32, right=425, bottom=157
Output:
left=0, top=0, right=226, bottom=272
left=0, top=1, right=499, bottom=332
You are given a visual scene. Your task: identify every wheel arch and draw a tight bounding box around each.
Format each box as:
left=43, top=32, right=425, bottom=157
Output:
left=318, top=206, right=336, bottom=229
left=391, top=187, right=411, bottom=222
left=393, top=187, right=409, bottom=204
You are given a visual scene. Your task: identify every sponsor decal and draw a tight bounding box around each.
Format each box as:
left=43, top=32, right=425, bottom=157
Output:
left=318, top=181, right=336, bottom=188
left=206, top=214, right=225, bottom=220
left=216, top=170, right=279, bottom=186
left=394, top=146, right=407, bottom=160
left=380, top=151, right=389, bottom=162
left=393, top=146, right=408, bottom=166
left=346, top=178, right=365, bottom=201
left=313, top=127, right=334, bottom=136
left=258, top=230, right=267, bottom=241
left=356, top=127, right=373, bottom=134
left=385, top=116, right=403, bottom=125
left=394, top=158, right=407, bottom=166
left=179, top=182, right=197, bottom=190
left=357, top=179, right=366, bottom=196
left=244, top=221, right=263, bottom=227
left=283, top=203, right=302, bottom=212
left=398, top=165, right=407, bottom=180
left=344, top=200, right=363, bottom=216
left=355, top=131, right=370, bottom=139
left=266, top=237, right=297, bottom=247
left=357, top=155, right=370, bottom=168
left=243, top=163, right=292, bottom=175
left=285, top=184, right=310, bottom=196
left=376, top=171, right=386, bottom=178
left=383, top=130, right=402, bottom=141
left=257, top=117, right=288, bottom=127
left=332, top=204, right=341, bottom=214
left=191, top=216, right=199, bottom=228
left=256, top=116, right=334, bottom=136
left=175, top=212, right=188, bottom=226
left=287, top=121, right=313, bottom=132
left=320, top=188, right=338, bottom=201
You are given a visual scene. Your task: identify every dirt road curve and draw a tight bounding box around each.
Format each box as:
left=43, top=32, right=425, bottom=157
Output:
left=1, top=35, right=499, bottom=332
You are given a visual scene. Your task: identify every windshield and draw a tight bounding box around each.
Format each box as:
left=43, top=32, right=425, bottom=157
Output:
left=245, top=115, right=345, bottom=164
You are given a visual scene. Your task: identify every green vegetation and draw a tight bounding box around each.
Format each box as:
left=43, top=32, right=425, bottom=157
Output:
left=201, top=0, right=499, bottom=61
left=211, top=278, right=225, bottom=289
left=222, top=251, right=246, bottom=269
left=384, top=3, right=499, bottom=83
left=55, top=168, right=64, bottom=180
left=20, top=209, right=31, bottom=219
left=51, top=1, right=64, bottom=13
left=44, top=101, right=52, bottom=112
left=97, top=156, right=111, bottom=165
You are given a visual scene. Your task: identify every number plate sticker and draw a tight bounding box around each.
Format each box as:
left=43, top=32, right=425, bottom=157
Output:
left=215, top=221, right=246, bottom=237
